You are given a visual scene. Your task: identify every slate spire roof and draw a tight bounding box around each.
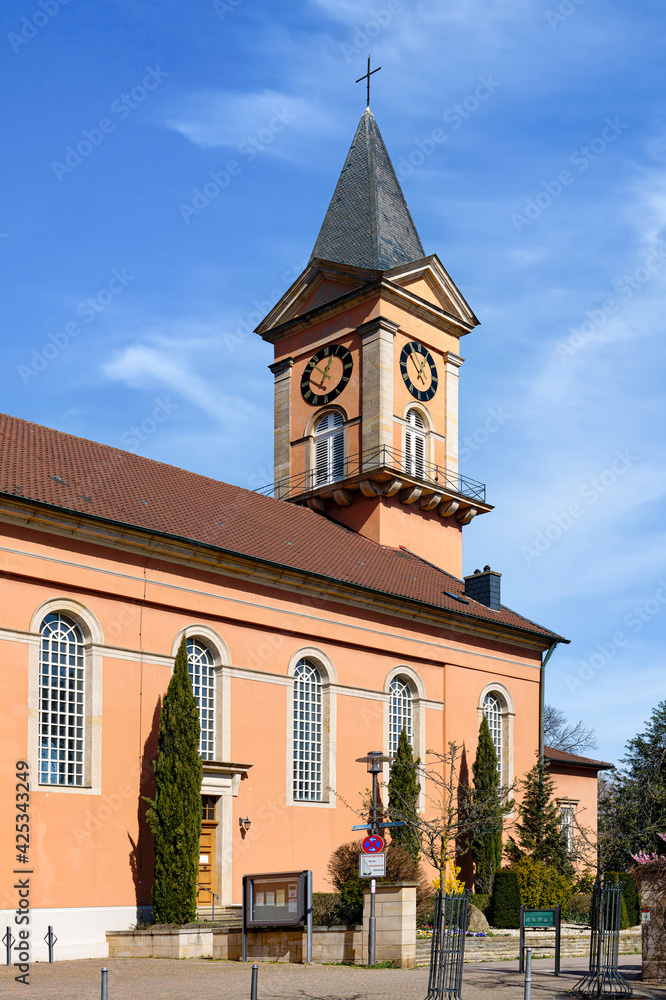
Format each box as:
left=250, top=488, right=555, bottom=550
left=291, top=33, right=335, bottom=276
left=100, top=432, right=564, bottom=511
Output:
left=310, top=108, right=426, bottom=270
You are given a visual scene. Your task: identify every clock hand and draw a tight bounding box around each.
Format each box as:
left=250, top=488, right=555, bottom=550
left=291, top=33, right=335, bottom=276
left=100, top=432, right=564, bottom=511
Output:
left=312, top=364, right=332, bottom=382
left=411, top=353, right=427, bottom=383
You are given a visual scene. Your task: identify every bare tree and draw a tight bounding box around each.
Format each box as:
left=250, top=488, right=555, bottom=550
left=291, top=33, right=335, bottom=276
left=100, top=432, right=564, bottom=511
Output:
left=544, top=704, right=598, bottom=754
left=336, top=742, right=511, bottom=887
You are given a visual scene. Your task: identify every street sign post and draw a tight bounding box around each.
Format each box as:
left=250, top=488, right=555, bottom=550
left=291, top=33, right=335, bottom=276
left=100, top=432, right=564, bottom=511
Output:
left=519, top=905, right=561, bottom=976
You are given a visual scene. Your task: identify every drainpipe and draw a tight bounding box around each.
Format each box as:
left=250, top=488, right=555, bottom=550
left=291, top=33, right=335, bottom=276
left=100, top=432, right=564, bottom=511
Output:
left=539, top=642, right=560, bottom=758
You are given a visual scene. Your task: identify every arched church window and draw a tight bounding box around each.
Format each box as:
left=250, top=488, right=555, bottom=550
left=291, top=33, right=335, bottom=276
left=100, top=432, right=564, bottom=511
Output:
left=313, top=411, right=344, bottom=486
left=389, top=677, right=413, bottom=755
left=404, top=408, right=426, bottom=478
left=187, top=638, right=216, bottom=761
left=293, top=658, right=322, bottom=801
left=483, top=693, right=503, bottom=779
left=39, top=613, right=85, bottom=786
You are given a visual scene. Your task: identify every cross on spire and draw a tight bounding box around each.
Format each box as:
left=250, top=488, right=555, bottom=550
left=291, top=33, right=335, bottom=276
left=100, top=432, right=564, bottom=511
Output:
left=356, top=54, right=381, bottom=108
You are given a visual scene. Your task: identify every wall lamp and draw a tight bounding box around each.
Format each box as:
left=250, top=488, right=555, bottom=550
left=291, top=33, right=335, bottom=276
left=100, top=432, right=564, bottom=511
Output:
left=239, top=817, right=251, bottom=831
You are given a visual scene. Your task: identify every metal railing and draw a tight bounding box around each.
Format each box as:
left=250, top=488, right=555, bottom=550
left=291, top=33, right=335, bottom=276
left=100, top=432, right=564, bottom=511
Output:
left=196, top=884, right=220, bottom=924
left=256, top=446, right=486, bottom=504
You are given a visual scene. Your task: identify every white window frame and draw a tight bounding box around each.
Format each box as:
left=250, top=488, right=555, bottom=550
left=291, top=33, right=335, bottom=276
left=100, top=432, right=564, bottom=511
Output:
left=286, top=648, right=337, bottom=808
left=28, top=599, right=104, bottom=794
left=312, top=410, right=345, bottom=487
left=187, top=638, right=216, bottom=761
left=384, top=667, right=427, bottom=811
left=38, top=613, right=86, bottom=786
left=172, top=625, right=232, bottom=764
left=404, top=407, right=427, bottom=478
left=558, top=799, right=578, bottom=854
left=483, top=693, right=503, bottom=780
left=477, top=683, right=515, bottom=797
left=292, top=658, right=323, bottom=801
left=388, top=676, right=413, bottom=756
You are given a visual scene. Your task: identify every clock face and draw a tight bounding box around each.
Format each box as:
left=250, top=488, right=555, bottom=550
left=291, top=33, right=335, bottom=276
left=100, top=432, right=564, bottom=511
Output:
left=300, top=343, right=353, bottom=406
left=399, top=341, right=438, bottom=402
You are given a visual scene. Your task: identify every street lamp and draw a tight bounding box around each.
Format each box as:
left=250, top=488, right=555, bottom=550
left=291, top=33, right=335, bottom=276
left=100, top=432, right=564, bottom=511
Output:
left=355, top=750, right=393, bottom=968
left=355, top=751, right=393, bottom=833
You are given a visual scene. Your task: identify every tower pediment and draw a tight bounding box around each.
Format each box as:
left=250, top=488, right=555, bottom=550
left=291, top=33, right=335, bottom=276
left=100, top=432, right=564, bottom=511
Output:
left=256, top=254, right=478, bottom=342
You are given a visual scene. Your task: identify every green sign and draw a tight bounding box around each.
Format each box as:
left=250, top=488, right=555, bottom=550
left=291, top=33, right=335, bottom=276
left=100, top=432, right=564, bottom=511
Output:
left=524, top=908, right=556, bottom=928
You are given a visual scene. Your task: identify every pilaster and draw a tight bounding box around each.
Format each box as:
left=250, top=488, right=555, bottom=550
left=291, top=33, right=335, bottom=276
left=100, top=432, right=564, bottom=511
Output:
left=358, top=316, right=399, bottom=460
left=443, top=351, right=463, bottom=474
left=269, top=358, right=294, bottom=495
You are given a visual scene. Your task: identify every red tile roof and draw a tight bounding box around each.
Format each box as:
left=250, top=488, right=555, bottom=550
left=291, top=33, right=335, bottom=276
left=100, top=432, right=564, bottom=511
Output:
left=544, top=746, right=612, bottom=770
left=0, top=412, right=562, bottom=641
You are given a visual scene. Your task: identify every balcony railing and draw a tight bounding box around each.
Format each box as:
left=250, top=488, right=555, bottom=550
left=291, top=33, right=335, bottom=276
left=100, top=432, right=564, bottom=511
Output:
left=256, top=445, right=486, bottom=504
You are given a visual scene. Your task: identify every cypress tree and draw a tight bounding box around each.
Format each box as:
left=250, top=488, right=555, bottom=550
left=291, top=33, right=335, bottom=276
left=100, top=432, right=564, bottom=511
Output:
left=145, top=636, right=203, bottom=924
left=388, top=728, right=422, bottom=862
left=470, top=716, right=503, bottom=893
left=506, top=754, right=572, bottom=876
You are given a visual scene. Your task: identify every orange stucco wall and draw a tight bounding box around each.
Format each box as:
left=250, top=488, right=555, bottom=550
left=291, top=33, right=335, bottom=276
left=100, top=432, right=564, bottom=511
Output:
left=0, top=512, right=574, bottom=919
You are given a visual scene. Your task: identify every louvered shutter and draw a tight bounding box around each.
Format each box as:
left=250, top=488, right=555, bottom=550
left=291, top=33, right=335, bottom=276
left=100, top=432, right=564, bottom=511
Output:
left=313, top=411, right=344, bottom=486
left=405, top=409, right=426, bottom=478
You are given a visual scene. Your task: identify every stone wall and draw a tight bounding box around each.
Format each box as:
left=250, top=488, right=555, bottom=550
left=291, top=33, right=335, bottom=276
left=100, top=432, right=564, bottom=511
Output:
left=639, top=861, right=666, bottom=983
left=107, top=925, right=363, bottom=963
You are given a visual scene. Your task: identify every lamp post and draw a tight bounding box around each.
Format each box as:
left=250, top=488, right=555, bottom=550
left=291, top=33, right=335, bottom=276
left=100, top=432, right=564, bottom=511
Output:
left=355, top=750, right=392, bottom=966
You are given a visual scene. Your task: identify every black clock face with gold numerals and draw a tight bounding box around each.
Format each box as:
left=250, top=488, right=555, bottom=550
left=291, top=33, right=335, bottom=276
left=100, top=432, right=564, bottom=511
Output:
left=399, top=341, right=438, bottom=402
left=300, top=343, right=353, bottom=405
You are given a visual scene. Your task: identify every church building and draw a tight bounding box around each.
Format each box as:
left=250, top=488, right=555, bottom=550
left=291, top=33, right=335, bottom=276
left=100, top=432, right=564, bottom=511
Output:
left=0, top=106, right=607, bottom=960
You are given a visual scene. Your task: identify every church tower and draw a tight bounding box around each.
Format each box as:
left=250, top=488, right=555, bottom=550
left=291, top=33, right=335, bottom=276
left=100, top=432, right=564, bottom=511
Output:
left=256, top=108, right=492, bottom=577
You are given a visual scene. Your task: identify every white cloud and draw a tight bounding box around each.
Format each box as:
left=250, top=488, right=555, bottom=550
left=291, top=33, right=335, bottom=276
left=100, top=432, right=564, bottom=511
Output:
left=163, top=89, right=315, bottom=152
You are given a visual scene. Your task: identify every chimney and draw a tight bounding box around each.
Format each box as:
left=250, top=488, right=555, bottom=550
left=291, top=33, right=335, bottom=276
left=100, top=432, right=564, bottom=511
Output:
left=464, top=565, right=501, bottom=610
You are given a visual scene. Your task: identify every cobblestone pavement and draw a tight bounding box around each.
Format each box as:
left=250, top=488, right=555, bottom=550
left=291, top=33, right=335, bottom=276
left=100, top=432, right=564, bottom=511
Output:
left=0, top=955, right=662, bottom=1000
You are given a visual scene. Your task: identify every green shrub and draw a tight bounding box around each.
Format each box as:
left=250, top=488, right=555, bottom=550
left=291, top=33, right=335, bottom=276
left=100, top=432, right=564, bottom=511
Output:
left=417, top=896, right=436, bottom=928
left=470, top=893, right=491, bottom=916
left=489, top=869, right=522, bottom=928
left=607, top=872, right=640, bottom=926
left=327, top=840, right=433, bottom=926
left=511, top=856, right=574, bottom=909
left=312, top=892, right=346, bottom=926
left=564, top=892, right=592, bottom=924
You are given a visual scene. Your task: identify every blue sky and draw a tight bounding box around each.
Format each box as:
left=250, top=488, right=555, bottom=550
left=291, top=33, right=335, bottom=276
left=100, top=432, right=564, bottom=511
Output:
left=2, top=0, right=665, bottom=766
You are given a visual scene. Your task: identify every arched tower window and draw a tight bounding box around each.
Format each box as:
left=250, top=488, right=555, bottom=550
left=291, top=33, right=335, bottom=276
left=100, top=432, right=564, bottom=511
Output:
left=404, top=408, right=426, bottom=478
left=39, top=613, right=85, bottom=786
left=293, top=658, right=322, bottom=801
left=389, top=677, right=413, bottom=756
left=187, top=638, right=216, bottom=761
left=313, top=410, right=344, bottom=486
left=483, top=693, right=503, bottom=779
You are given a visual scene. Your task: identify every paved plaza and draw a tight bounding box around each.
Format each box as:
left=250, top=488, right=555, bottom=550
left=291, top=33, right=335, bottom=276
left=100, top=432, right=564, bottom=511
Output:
left=1, top=955, right=663, bottom=1000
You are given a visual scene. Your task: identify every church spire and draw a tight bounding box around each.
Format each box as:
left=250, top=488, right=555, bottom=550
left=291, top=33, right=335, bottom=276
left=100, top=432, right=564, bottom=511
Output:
left=310, top=108, right=426, bottom=271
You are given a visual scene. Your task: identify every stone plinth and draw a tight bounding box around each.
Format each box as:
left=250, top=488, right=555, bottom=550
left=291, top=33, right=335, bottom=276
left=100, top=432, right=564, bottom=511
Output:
left=639, top=861, right=666, bottom=983
left=363, top=881, right=417, bottom=969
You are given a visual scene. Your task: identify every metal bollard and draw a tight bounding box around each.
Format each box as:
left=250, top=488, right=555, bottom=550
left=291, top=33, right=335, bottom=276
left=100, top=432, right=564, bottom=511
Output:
left=524, top=946, right=532, bottom=1000
left=250, top=963, right=258, bottom=1000
left=3, top=927, right=15, bottom=966
left=101, top=967, right=109, bottom=1000
left=44, top=926, right=57, bottom=963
